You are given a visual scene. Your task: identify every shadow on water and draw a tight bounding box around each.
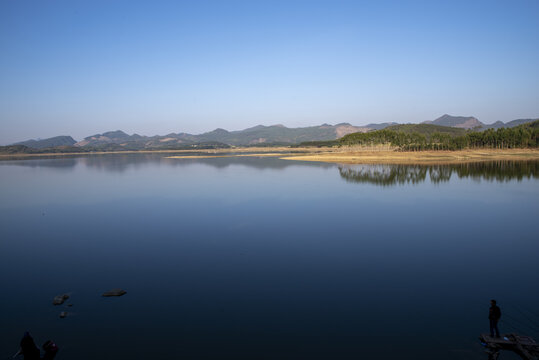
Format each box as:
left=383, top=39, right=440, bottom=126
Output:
left=338, top=160, right=539, bottom=186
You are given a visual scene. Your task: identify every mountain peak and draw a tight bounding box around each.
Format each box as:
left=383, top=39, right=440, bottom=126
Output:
left=424, top=115, right=482, bottom=129
left=102, top=130, right=129, bottom=138
left=84, top=130, right=130, bottom=141
left=242, top=125, right=267, bottom=132
left=209, top=128, right=229, bottom=134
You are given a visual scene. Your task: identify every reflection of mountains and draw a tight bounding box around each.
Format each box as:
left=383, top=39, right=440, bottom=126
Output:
left=0, top=158, right=78, bottom=170
left=339, top=161, right=539, bottom=186
left=164, top=155, right=333, bottom=170
left=0, top=153, right=332, bottom=172
left=3, top=155, right=537, bottom=183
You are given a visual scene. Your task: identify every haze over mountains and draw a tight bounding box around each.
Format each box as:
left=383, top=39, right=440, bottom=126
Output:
left=11, top=115, right=539, bottom=150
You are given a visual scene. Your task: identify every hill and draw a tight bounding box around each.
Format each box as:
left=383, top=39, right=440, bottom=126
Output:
left=76, top=130, right=147, bottom=147
left=15, top=136, right=76, bottom=149
left=385, top=124, right=467, bottom=137
left=422, top=114, right=482, bottom=129
left=521, top=119, right=539, bottom=130
left=364, top=122, right=398, bottom=130
left=481, top=118, right=539, bottom=130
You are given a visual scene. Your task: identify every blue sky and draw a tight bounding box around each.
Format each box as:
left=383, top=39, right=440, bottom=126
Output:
left=1, top=0, right=538, bottom=144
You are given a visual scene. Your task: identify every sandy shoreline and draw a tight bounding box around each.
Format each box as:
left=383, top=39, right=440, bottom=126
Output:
left=280, top=148, right=539, bottom=164
left=1, top=147, right=538, bottom=164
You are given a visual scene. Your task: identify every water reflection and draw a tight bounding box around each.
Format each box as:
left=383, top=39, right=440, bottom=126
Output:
left=339, top=161, right=539, bottom=186
left=0, top=158, right=78, bottom=170
left=0, top=153, right=333, bottom=172
left=1, top=155, right=537, bottom=185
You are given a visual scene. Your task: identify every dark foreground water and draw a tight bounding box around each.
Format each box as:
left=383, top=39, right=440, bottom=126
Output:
left=1, top=154, right=538, bottom=359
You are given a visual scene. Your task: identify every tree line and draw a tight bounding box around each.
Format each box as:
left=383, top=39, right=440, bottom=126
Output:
left=339, top=121, right=539, bottom=151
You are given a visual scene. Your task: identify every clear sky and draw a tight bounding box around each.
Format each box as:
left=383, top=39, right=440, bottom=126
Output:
left=1, top=0, right=538, bottom=144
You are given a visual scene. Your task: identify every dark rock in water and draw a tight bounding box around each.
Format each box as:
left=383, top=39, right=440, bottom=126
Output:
left=102, top=289, right=127, bottom=297
left=53, top=294, right=69, bottom=305
left=67, top=304, right=73, bottom=307
left=59, top=311, right=67, bottom=318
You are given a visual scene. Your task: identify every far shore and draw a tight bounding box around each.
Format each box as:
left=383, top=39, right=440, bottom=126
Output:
left=1, top=147, right=538, bottom=164
left=0, top=147, right=304, bottom=159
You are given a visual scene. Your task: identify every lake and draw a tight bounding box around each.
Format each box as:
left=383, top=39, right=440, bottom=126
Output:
left=1, top=154, right=538, bottom=359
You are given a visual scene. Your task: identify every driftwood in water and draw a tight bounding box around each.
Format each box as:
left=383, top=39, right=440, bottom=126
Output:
left=480, top=333, right=539, bottom=360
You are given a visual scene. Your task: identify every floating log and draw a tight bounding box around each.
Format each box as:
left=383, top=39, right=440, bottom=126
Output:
left=102, top=289, right=127, bottom=297
left=480, top=333, right=539, bottom=360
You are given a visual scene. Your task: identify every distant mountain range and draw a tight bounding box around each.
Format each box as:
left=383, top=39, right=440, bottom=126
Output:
left=421, top=114, right=538, bottom=130
left=14, top=123, right=371, bottom=150
left=480, top=118, right=537, bottom=130
left=9, top=115, right=538, bottom=150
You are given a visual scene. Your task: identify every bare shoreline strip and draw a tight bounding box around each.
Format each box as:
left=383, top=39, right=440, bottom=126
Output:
left=280, top=149, right=539, bottom=165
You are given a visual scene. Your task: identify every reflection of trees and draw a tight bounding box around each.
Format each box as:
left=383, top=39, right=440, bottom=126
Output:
left=338, top=165, right=428, bottom=186
left=429, top=165, right=453, bottom=184
left=339, top=161, right=539, bottom=186
left=454, top=161, right=539, bottom=182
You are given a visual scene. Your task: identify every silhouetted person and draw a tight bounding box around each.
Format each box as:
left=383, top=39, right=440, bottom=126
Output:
left=489, top=299, right=501, bottom=338
left=17, top=332, right=40, bottom=360
left=14, top=332, right=58, bottom=360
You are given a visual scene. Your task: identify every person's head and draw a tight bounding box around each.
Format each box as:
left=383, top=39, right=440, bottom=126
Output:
left=491, top=299, right=497, bottom=306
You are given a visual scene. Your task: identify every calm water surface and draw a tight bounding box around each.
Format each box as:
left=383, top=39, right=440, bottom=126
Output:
left=1, top=155, right=538, bottom=359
